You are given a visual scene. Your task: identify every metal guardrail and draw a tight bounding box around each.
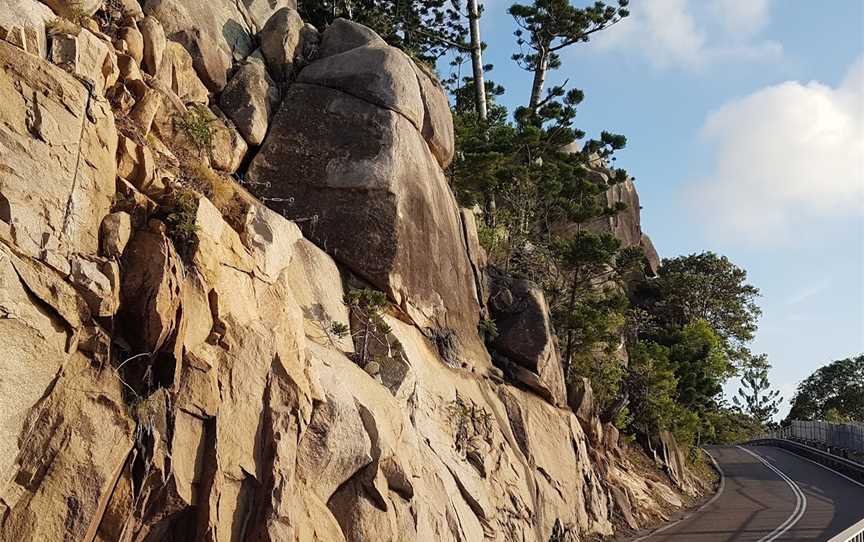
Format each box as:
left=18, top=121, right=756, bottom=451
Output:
left=747, top=437, right=864, bottom=485
left=758, top=420, right=864, bottom=456
left=828, top=517, right=864, bottom=542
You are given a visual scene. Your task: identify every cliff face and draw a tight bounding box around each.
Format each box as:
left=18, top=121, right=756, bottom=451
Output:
left=0, top=3, right=701, bottom=541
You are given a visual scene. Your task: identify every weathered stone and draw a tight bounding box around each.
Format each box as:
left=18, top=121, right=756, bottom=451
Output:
left=220, top=59, right=279, bottom=145
left=210, top=106, right=248, bottom=173
left=142, top=0, right=286, bottom=92
left=0, top=245, right=74, bottom=482
left=0, top=352, right=134, bottom=542
left=248, top=83, right=487, bottom=367
left=100, top=211, right=132, bottom=258
left=414, top=62, right=455, bottom=168
left=49, top=28, right=119, bottom=96
left=259, top=7, right=305, bottom=82
left=118, top=24, right=143, bottom=64
left=568, top=377, right=595, bottom=425
left=156, top=40, right=209, bottom=104
left=39, top=0, right=102, bottom=17
left=69, top=254, right=117, bottom=316
left=0, top=0, right=55, bottom=57
left=316, top=17, right=386, bottom=59
left=139, top=15, right=164, bottom=75
left=128, top=87, right=162, bottom=135
left=119, top=221, right=183, bottom=354
left=0, top=40, right=116, bottom=257
left=117, top=134, right=156, bottom=190
left=489, top=272, right=567, bottom=406
left=641, top=233, right=661, bottom=276
left=297, top=40, right=425, bottom=130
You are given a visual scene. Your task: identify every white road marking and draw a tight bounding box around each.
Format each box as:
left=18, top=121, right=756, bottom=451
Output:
left=772, top=446, right=864, bottom=490
left=738, top=446, right=808, bottom=542
left=631, top=449, right=726, bottom=541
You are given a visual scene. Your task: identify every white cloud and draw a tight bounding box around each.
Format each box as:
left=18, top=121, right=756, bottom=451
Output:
left=684, top=57, right=864, bottom=244
left=592, top=0, right=782, bottom=69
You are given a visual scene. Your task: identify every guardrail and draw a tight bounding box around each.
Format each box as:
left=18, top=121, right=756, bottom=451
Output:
left=828, top=517, right=864, bottom=542
left=757, top=420, right=864, bottom=460
left=747, top=437, right=864, bottom=485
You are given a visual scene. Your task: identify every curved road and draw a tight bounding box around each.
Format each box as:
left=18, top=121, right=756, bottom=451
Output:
left=640, top=445, right=864, bottom=541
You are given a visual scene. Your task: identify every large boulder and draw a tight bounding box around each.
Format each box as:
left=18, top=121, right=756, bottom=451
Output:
left=0, top=40, right=116, bottom=258
left=219, top=59, right=279, bottom=145
left=248, top=21, right=480, bottom=365
left=258, top=7, right=306, bottom=82
left=39, top=0, right=102, bottom=18
left=248, top=82, right=487, bottom=368
left=488, top=271, right=567, bottom=406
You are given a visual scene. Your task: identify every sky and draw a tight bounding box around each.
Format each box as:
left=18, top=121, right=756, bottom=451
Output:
left=453, top=0, right=864, bottom=418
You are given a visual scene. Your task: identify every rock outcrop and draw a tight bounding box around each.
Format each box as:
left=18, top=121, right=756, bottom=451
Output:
left=0, top=6, right=701, bottom=542
left=247, top=20, right=484, bottom=368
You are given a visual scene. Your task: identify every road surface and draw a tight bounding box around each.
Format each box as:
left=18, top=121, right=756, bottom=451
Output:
left=639, top=445, right=864, bottom=541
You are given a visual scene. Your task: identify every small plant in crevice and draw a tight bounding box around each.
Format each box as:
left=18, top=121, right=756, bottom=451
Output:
left=176, top=106, right=215, bottom=154
left=446, top=394, right=494, bottom=470
left=163, top=188, right=199, bottom=252
left=478, top=317, right=498, bottom=342
left=329, top=321, right=350, bottom=340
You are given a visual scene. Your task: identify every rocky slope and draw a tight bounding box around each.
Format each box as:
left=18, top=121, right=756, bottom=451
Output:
left=0, top=2, right=704, bottom=541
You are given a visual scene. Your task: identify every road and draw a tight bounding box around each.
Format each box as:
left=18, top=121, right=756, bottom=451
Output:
left=639, top=445, right=864, bottom=541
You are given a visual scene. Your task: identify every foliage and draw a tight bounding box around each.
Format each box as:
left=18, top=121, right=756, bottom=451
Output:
left=702, top=406, right=764, bottom=444
left=733, top=355, right=782, bottom=426
left=344, top=288, right=391, bottom=365
left=477, top=317, right=499, bottom=341
left=786, top=355, right=864, bottom=422
left=164, top=188, right=199, bottom=248
left=177, top=106, right=215, bottom=153
left=297, top=0, right=470, bottom=63
left=329, top=321, right=350, bottom=340
left=634, top=252, right=762, bottom=368
left=509, top=0, right=629, bottom=111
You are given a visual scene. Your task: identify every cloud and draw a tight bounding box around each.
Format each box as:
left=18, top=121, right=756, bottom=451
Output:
left=592, top=0, right=782, bottom=69
left=683, top=57, right=864, bottom=244
left=709, top=0, right=772, bottom=36
left=786, top=277, right=832, bottom=306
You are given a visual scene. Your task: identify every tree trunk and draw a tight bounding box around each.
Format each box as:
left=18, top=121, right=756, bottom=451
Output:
left=528, top=51, right=548, bottom=112
left=467, top=0, right=487, bottom=122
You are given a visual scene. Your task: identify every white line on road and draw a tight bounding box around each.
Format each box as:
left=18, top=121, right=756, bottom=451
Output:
left=738, top=446, right=808, bottom=542
left=630, top=449, right=726, bottom=541
left=772, top=446, right=864, bottom=490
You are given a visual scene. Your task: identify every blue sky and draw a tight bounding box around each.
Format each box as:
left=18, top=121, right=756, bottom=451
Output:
left=451, top=0, right=864, bottom=417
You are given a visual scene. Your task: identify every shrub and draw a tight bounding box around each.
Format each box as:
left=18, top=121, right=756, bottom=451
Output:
left=177, top=106, right=215, bottom=153
left=478, top=318, right=498, bottom=341
left=164, top=188, right=199, bottom=248
left=329, top=321, right=350, bottom=340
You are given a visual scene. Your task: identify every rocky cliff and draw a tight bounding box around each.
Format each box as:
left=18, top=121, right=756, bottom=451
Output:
left=0, top=2, right=704, bottom=541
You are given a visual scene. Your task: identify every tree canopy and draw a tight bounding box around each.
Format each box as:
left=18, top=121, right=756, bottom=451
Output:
left=786, top=355, right=864, bottom=422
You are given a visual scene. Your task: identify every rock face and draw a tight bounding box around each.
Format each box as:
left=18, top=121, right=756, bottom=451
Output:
left=0, top=9, right=698, bottom=542
left=142, top=0, right=294, bottom=91
left=0, top=40, right=116, bottom=258
left=248, top=21, right=478, bottom=367
left=488, top=271, right=567, bottom=406
left=0, top=0, right=55, bottom=58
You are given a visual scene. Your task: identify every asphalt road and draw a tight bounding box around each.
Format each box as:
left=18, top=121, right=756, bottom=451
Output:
left=639, top=445, right=864, bottom=541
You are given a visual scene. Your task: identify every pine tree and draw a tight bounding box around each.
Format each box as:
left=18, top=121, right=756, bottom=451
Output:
left=733, top=356, right=782, bottom=426
left=509, top=0, right=629, bottom=113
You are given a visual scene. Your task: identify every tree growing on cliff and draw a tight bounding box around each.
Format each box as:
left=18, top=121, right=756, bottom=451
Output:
left=733, top=355, right=782, bottom=426
left=509, top=0, right=629, bottom=114
left=634, top=252, right=762, bottom=368
left=786, top=355, right=864, bottom=422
